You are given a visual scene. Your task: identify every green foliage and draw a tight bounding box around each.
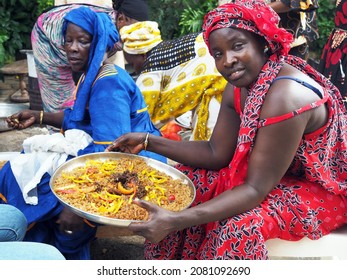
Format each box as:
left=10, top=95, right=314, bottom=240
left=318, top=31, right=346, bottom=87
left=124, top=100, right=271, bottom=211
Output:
left=0, top=0, right=53, bottom=66
left=148, top=0, right=186, bottom=39
left=148, top=0, right=218, bottom=39
left=0, top=35, right=9, bottom=67
left=179, top=0, right=218, bottom=35
left=0, top=0, right=39, bottom=64
left=36, top=0, right=54, bottom=15
left=310, top=0, right=335, bottom=59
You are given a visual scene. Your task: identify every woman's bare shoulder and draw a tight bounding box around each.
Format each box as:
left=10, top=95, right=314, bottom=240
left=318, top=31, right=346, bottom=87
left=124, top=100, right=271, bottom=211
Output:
left=262, top=64, right=323, bottom=118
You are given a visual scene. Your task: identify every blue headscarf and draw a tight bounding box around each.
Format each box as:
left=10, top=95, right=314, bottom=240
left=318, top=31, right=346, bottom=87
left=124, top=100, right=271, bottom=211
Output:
left=62, top=6, right=120, bottom=121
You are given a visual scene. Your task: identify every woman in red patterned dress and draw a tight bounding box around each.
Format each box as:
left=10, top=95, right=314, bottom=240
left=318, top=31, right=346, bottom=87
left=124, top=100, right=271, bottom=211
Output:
left=106, top=0, right=347, bottom=259
left=318, top=0, right=347, bottom=108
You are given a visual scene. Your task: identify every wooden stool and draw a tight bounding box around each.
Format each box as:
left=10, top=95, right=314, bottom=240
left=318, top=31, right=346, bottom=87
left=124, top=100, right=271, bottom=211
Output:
left=0, top=60, right=29, bottom=103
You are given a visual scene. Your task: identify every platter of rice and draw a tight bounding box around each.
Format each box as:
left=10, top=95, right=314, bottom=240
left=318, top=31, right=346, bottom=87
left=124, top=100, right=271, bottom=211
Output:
left=49, top=152, right=196, bottom=227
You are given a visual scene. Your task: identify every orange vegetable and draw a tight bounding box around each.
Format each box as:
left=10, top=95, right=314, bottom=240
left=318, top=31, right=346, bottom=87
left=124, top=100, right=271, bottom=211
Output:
left=161, top=120, right=182, bottom=134
left=162, top=131, right=182, bottom=141
left=117, top=182, right=135, bottom=195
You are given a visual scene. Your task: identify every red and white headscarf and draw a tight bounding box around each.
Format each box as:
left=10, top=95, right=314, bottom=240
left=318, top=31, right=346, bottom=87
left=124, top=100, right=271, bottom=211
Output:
left=202, top=0, right=293, bottom=56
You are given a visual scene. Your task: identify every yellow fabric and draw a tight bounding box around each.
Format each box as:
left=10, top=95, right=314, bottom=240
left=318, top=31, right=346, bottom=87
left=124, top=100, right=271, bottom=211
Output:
left=120, top=21, right=163, bottom=54
left=300, top=11, right=306, bottom=30
left=299, top=0, right=315, bottom=31
left=0, top=193, right=7, bottom=203
left=193, top=78, right=225, bottom=140
left=300, top=0, right=314, bottom=10
left=143, top=76, right=226, bottom=140
left=137, top=34, right=227, bottom=140
left=93, top=141, right=113, bottom=145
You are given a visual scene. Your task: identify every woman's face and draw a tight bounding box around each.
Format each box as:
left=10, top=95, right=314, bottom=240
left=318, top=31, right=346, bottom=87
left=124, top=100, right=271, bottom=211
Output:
left=208, top=28, right=267, bottom=88
left=64, top=23, right=92, bottom=73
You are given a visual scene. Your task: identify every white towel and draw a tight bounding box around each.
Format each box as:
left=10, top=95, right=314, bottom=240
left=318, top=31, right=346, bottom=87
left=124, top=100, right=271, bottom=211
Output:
left=10, top=129, right=93, bottom=205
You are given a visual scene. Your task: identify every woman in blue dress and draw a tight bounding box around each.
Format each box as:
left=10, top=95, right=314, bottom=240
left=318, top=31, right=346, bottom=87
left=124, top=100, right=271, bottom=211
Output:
left=0, top=6, right=165, bottom=260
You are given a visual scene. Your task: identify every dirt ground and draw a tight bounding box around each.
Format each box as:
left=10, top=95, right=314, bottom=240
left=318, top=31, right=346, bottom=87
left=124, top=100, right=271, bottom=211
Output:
left=0, top=126, right=49, bottom=152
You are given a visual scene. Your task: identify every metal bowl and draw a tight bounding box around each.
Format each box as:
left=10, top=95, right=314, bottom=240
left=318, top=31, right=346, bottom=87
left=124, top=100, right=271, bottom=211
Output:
left=49, top=152, right=196, bottom=227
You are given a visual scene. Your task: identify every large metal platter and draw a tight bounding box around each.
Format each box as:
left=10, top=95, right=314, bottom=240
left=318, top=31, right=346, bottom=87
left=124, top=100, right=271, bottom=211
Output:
left=49, top=152, right=196, bottom=227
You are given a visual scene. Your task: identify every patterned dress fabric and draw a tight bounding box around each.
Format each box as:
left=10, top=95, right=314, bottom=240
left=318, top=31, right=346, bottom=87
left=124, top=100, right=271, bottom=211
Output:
left=143, top=52, right=347, bottom=259
left=318, top=0, right=347, bottom=108
left=136, top=33, right=227, bottom=140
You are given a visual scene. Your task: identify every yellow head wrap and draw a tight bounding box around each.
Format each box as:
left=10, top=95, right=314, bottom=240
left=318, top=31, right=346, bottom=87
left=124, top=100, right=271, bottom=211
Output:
left=120, top=21, right=163, bottom=54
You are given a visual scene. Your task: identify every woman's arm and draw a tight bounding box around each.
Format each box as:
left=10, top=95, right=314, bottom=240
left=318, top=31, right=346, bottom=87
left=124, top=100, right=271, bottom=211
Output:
left=41, top=111, right=65, bottom=128
left=108, top=83, right=240, bottom=170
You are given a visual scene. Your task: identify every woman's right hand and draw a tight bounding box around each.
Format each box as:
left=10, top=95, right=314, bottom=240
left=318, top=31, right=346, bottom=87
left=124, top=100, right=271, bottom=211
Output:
left=128, top=198, right=178, bottom=244
left=105, top=132, right=147, bottom=154
left=6, top=110, right=40, bottom=130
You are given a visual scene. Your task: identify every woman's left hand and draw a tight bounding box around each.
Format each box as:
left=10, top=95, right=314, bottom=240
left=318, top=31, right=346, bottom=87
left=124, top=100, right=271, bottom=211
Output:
left=57, top=207, right=85, bottom=235
left=128, top=199, right=177, bottom=244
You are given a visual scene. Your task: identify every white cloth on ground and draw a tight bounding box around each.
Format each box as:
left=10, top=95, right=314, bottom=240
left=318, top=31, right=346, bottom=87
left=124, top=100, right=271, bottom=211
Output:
left=10, top=129, right=93, bottom=205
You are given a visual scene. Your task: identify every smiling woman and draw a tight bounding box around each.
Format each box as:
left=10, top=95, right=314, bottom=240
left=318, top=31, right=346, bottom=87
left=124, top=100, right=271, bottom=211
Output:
left=209, top=28, right=268, bottom=88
